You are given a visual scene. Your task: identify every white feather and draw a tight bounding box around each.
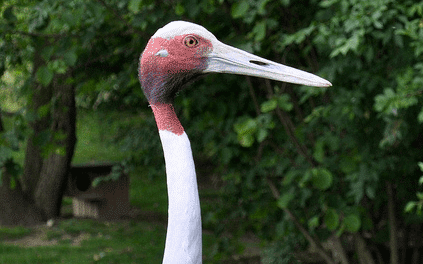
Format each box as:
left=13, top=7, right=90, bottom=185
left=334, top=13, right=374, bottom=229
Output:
left=152, top=21, right=218, bottom=43
left=159, top=130, right=202, bottom=264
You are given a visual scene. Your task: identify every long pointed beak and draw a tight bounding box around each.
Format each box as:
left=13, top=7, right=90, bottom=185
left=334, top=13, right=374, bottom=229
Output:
left=204, top=42, right=332, bottom=87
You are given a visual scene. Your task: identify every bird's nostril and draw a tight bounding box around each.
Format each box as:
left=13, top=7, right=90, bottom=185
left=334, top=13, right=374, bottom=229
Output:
left=249, top=60, right=268, bottom=66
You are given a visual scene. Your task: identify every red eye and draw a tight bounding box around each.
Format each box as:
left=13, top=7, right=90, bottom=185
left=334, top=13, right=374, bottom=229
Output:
left=184, top=35, right=199, bottom=47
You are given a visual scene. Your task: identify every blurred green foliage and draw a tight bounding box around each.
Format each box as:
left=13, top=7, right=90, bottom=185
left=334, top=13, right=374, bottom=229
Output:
left=2, top=0, right=423, bottom=263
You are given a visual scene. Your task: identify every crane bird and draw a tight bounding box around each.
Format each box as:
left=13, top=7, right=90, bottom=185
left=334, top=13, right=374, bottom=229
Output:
left=138, top=21, right=331, bottom=264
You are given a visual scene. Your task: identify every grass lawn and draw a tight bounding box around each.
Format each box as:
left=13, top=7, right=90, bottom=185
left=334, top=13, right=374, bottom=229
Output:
left=0, top=109, right=230, bottom=264
left=0, top=220, right=166, bottom=263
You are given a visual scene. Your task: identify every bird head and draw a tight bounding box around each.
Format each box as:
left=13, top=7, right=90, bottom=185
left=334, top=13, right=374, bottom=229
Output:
left=139, top=21, right=331, bottom=104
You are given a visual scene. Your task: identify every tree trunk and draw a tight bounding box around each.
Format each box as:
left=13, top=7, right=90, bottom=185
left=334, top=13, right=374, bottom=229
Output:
left=21, top=38, right=52, bottom=200
left=34, top=73, right=76, bottom=218
left=0, top=171, right=43, bottom=226
left=0, top=37, right=76, bottom=225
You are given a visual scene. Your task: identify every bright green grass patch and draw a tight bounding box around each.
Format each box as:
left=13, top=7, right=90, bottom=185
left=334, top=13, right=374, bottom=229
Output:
left=0, top=226, right=33, bottom=240
left=0, top=219, right=166, bottom=264
left=0, top=219, right=221, bottom=264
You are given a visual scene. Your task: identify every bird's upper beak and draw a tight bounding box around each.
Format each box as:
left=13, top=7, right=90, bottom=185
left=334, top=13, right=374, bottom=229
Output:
left=204, top=41, right=332, bottom=87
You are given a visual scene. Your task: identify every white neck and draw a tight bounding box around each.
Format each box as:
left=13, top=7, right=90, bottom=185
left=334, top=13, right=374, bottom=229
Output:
left=159, top=130, right=202, bottom=264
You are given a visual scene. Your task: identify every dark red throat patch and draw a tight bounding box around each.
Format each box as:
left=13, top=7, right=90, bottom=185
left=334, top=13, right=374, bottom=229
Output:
left=151, top=103, right=184, bottom=135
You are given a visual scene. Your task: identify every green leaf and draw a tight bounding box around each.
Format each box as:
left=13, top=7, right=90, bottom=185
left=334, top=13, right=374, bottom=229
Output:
left=373, top=20, right=383, bottom=29
left=277, top=188, right=295, bottom=209
left=282, top=170, right=299, bottom=186
left=92, top=177, right=102, bottom=187
left=175, top=3, right=185, bottom=15
left=319, top=0, right=337, bottom=8
left=324, top=208, right=339, bottom=231
left=256, top=128, right=268, bottom=142
left=32, top=12, right=50, bottom=31
left=365, top=186, right=375, bottom=199
left=10, top=177, right=16, bottom=189
left=62, top=10, right=77, bottom=27
left=304, top=106, right=327, bottom=123
left=418, top=107, right=423, bottom=123
left=3, top=6, right=17, bottom=24
left=261, top=99, right=277, bottom=113
left=298, top=170, right=312, bottom=188
left=404, top=201, right=416, bottom=213
left=308, top=216, right=319, bottom=230
left=55, top=146, right=66, bottom=156
left=311, top=168, right=333, bottom=190
left=63, top=51, right=78, bottom=66
left=36, top=66, right=53, bottom=86
left=330, top=32, right=361, bottom=58
left=257, top=0, right=271, bottom=14
left=313, top=140, right=325, bottom=163
left=253, top=20, right=266, bottom=42
left=336, top=225, right=345, bottom=237
left=277, top=94, right=293, bottom=111
left=220, top=147, right=233, bottom=164
left=280, top=25, right=316, bottom=48
left=128, top=0, right=141, bottom=13
left=237, top=133, right=254, bottom=147
left=234, top=118, right=257, bottom=135
left=340, top=156, right=359, bottom=174
left=41, top=46, right=55, bottom=61
left=50, top=60, right=67, bottom=74
left=343, top=214, right=361, bottom=233
left=374, top=88, right=395, bottom=112
left=37, top=103, right=51, bottom=118
left=280, top=0, right=290, bottom=6
left=231, top=0, right=249, bottom=18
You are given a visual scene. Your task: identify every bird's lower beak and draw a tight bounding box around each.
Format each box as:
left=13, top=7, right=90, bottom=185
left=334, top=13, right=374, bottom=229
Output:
left=204, top=42, right=332, bottom=87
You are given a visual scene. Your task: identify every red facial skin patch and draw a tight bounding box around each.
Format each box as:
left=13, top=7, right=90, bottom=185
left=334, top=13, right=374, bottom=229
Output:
left=139, top=34, right=212, bottom=104
left=151, top=103, right=184, bottom=135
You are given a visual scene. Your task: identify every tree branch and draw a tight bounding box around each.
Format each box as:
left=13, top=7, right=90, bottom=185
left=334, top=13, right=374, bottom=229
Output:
left=262, top=79, right=316, bottom=167
left=387, top=181, right=398, bottom=264
left=246, top=77, right=261, bottom=116
left=266, top=178, right=336, bottom=264
left=328, top=235, right=350, bottom=264
left=355, top=234, right=376, bottom=264
left=3, top=30, right=68, bottom=38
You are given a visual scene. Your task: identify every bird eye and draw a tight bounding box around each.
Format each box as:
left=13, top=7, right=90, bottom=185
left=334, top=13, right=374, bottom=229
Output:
left=184, top=36, right=199, bottom=47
